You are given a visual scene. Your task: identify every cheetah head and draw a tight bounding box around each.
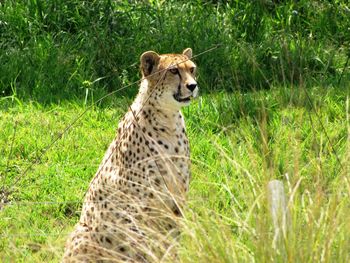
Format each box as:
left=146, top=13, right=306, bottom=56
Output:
left=140, top=48, right=198, bottom=109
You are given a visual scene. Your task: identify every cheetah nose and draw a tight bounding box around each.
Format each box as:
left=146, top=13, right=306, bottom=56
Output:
left=186, top=83, right=197, bottom=92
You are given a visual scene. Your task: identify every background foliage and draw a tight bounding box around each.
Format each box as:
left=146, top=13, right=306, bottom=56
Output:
left=1, top=0, right=349, bottom=102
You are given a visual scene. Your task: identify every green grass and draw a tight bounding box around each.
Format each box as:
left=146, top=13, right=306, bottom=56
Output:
left=1, top=1, right=349, bottom=102
left=1, top=85, right=349, bottom=262
left=1, top=0, right=350, bottom=261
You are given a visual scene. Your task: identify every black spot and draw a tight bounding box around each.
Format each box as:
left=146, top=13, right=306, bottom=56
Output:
left=173, top=206, right=181, bottom=216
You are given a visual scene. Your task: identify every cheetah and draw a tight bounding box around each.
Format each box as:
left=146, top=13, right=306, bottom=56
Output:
left=63, top=48, right=198, bottom=262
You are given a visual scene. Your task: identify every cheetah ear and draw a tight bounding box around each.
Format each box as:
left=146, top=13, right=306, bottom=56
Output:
left=182, top=48, right=192, bottom=59
left=140, top=51, right=160, bottom=77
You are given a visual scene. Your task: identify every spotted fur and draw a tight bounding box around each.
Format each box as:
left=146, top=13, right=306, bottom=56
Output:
left=63, top=48, right=198, bottom=262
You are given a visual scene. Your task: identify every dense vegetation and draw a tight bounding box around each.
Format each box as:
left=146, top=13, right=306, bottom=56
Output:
left=1, top=0, right=349, bottom=101
left=1, top=0, right=349, bottom=262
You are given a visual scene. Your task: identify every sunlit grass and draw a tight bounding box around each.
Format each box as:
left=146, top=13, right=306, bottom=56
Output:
left=1, top=85, right=349, bottom=262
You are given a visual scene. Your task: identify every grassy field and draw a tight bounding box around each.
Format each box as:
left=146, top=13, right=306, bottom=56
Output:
left=1, top=0, right=350, bottom=262
left=1, top=85, right=349, bottom=262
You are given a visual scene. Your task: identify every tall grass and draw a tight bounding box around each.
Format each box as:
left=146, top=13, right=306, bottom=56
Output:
left=1, top=1, right=349, bottom=102
left=1, top=86, right=349, bottom=261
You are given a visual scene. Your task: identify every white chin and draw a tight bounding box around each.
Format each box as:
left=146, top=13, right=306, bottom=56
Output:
left=192, top=87, right=199, bottom=98
left=181, top=100, right=191, bottom=106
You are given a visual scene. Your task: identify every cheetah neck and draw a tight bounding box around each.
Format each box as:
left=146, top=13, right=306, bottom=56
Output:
left=132, top=79, right=181, bottom=114
left=130, top=80, right=184, bottom=132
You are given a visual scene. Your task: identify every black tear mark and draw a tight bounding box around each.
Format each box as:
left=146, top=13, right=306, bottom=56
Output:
left=176, top=69, right=182, bottom=96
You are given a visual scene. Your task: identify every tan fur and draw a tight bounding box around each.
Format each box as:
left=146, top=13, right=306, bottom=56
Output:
left=63, top=49, right=198, bottom=262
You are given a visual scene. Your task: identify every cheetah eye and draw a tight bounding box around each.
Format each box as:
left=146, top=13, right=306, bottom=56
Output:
left=169, top=68, right=179, bottom=74
left=190, top=67, right=195, bottom=74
